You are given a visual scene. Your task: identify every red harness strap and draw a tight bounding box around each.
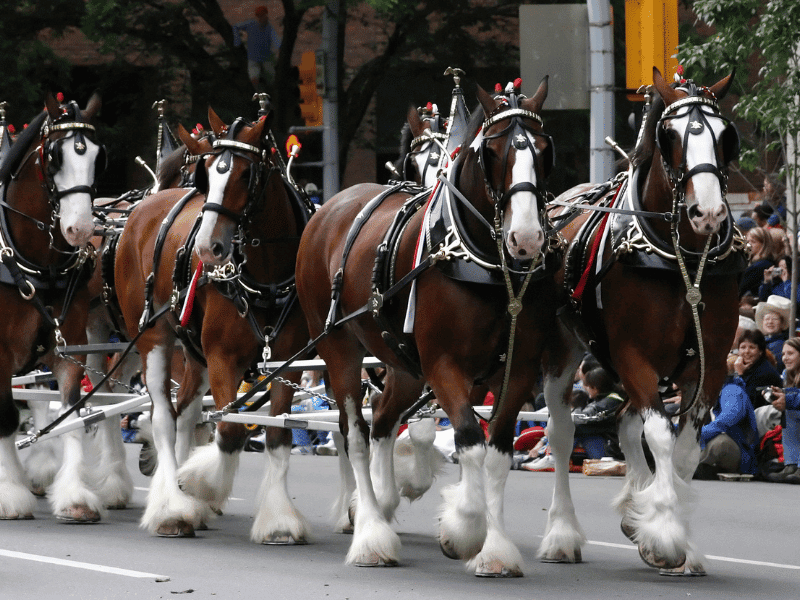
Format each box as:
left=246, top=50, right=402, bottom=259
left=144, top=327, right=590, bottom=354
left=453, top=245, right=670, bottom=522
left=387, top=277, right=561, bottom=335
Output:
left=180, top=260, right=204, bottom=327
left=570, top=184, right=623, bottom=303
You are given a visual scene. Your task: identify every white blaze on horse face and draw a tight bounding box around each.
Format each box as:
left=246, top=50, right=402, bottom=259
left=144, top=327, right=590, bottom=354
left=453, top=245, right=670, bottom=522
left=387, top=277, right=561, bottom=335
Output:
left=195, top=157, right=233, bottom=265
left=669, top=108, right=728, bottom=235
left=503, top=133, right=545, bottom=259
left=53, top=139, right=99, bottom=247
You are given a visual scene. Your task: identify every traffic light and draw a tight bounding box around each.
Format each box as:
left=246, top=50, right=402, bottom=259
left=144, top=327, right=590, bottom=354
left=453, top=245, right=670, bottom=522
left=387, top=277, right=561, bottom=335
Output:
left=298, top=51, right=323, bottom=127
left=625, top=0, right=679, bottom=99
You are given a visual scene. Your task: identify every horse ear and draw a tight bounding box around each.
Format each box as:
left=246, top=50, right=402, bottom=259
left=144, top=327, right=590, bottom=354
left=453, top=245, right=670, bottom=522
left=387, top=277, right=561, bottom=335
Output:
left=407, top=105, right=424, bottom=138
left=652, top=67, right=680, bottom=106
left=476, top=84, right=500, bottom=117
left=528, top=75, right=549, bottom=112
left=208, top=107, right=226, bottom=136
left=251, top=113, right=269, bottom=141
left=176, top=123, right=203, bottom=155
left=708, top=70, right=735, bottom=101
left=82, top=92, right=102, bottom=121
left=45, top=93, right=61, bottom=118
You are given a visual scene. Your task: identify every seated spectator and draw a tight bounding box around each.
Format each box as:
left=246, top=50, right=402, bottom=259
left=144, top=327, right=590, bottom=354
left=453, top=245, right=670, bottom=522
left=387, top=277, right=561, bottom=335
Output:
left=763, top=337, right=800, bottom=484
left=694, top=354, right=759, bottom=480
left=572, top=367, right=625, bottom=460
left=755, top=295, right=792, bottom=371
left=734, top=328, right=783, bottom=409
left=740, top=227, right=776, bottom=299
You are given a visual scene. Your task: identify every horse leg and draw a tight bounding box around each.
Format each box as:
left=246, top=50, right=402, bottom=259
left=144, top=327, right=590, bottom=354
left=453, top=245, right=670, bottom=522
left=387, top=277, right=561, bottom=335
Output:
left=629, top=408, right=688, bottom=569
left=176, top=357, right=245, bottom=523
left=251, top=374, right=312, bottom=545
left=0, top=383, right=36, bottom=519
left=613, top=409, right=650, bottom=542
left=434, top=375, right=489, bottom=563
left=660, top=395, right=713, bottom=576
left=538, top=360, right=586, bottom=563
left=141, top=342, right=206, bottom=537
left=47, top=356, right=104, bottom=523
left=23, top=391, right=60, bottom=497
left=322, top=339, right=400, bottom=566
left=394, top=417, right=443, bottom=501
left=331, top=431, right=356, bottom=534
left=369, top=369, right=423, bottom=523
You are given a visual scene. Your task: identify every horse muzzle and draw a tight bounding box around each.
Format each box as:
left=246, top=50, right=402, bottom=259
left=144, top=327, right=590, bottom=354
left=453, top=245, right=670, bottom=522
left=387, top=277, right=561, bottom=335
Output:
left=687, top=201, right=727, bottom=235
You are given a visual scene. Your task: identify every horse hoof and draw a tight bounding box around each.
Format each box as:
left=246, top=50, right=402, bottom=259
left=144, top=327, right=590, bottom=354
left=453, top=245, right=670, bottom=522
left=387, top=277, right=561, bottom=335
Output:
left=30, top=486, right=47, bottom=498
left=106, top=502, right=128, bottom=510
left=56, top=506, right=101, bottom=523
left=475, top=561, right=523, bottom=578
left=658, top=561, right=707, bottom=577
left=156, top=520, right=195, bottom=537
left=353, top=555, right=398, bottom=567
left=261, top=532, right=309, bottom=545
left=139, top=442, right=157, bottom=477
left=620, top=519, right=636, bottom=542
left=541, top=549, right=582, bottom=564
left=197, top=522, right=209, bottom=531
left=638, top=544, right=685, bottom=570
left=210, top=506, right=223, bottom=516
left=0, top=513, right=34, bottom=520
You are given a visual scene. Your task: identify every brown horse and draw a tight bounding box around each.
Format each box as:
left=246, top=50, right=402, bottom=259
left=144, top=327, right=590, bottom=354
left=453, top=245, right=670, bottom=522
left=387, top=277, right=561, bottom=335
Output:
left=0, top=94, right=102, bottom=520
left=296, top=79, right=559, bottom=574
left=539, top=68, right=745, bottom=574
left=115, top=108, right=312, bottom=539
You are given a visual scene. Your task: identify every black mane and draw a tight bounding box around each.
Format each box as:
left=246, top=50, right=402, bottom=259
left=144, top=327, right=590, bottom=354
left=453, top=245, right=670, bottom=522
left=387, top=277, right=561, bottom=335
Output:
left=0, top=111, right=47, bottom=184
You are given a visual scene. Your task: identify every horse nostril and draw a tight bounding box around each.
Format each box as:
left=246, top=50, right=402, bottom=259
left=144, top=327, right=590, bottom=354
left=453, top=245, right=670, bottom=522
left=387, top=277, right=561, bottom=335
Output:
left=211, top=242, right=225, bottom=258
left=687, top=205, right=702, bottom=220
left=518, top=248, right=527, bottom=256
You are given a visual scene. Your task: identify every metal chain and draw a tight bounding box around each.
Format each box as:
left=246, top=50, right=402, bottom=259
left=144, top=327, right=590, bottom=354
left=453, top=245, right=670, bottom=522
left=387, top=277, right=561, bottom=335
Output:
left=56, top=350, right=140, bottom=394
left=271, top=374, right=336, bottom=406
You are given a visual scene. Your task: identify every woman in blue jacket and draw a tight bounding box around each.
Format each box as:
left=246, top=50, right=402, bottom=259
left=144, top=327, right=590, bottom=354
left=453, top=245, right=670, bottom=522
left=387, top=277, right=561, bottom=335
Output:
left=694, top=355, right=759, bottom=479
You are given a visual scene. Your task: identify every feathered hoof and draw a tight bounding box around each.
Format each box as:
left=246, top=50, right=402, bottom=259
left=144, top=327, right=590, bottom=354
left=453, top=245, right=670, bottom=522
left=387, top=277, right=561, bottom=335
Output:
left=197, top=521, right=209, bottom=531
left=0, top=512, right=34, bottom=520
left=439, top=537, right=461, bottom=560
left=260, top=532, right=309, bottom=545
left=659, top=562, right=707, bottom=577
left=620, top=519, right=636, bottom=542
left=156, top=519, right=195, bottom=538
left=210, top=506, right=223, bottom=516
left=30, top=486, right=47, bottom=498
left=56, top=505, right=101, bottom=523
left=540, top=549, right=582, bottom=564
left=106, top=501, right=128, bottom=510
left=638, top=544, right=685, bottom=570
left=475, top=560, right=523, bottom=578
left=353, top=554, right=399, bottom=567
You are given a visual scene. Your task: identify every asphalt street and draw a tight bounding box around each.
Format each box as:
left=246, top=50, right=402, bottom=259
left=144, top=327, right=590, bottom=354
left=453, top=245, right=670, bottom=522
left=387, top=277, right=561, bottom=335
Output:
left=2, top=442, right=798, bottom=599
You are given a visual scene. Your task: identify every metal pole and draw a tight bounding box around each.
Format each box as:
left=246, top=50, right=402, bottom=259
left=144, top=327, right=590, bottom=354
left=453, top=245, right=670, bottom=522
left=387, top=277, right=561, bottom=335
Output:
left=322, top=0, right=340, bottom=202
left=587, top=0, right=615, bottom=183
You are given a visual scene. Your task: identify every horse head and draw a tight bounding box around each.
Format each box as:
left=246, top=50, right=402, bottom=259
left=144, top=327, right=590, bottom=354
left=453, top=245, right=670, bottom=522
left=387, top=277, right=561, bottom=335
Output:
left=187, top=107, right=270, bottom=265
left=158, top=127, right=215, bottom=190
left=652, top=67, right=737, bottom=235
left=405, top=104, right=447, bottom=187
left=469, top=77, right=553, bottom=260
left=41, top=92, right=105, bottom=247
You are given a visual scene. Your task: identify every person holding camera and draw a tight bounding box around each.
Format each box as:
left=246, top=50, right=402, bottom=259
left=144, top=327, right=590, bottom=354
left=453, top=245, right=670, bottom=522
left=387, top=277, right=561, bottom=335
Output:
left=763, top=337, right=800, bottom=484
left=694, top=353, right=759, bottom=480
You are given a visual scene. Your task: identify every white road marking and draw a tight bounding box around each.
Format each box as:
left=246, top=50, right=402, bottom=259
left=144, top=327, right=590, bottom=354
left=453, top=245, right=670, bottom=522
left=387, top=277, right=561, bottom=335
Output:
left=0, top=549, right=170, bottom=580
left=133, top=486, right=244, bottom=501
left=585, top=540, right=800, bottom=570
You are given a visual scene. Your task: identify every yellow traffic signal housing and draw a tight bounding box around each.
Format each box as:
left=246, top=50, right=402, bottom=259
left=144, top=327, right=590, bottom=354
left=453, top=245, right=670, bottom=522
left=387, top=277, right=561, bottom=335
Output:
left=625, top=0, right=679, bottom=99
left=298, top=51, right=323, bottom=127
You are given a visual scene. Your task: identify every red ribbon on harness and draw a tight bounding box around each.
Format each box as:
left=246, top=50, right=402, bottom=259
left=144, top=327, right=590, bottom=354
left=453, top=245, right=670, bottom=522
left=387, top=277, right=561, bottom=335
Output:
left=570, top=184, right=624, bottom=303
left=180, top=260, right=204, bottom=328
